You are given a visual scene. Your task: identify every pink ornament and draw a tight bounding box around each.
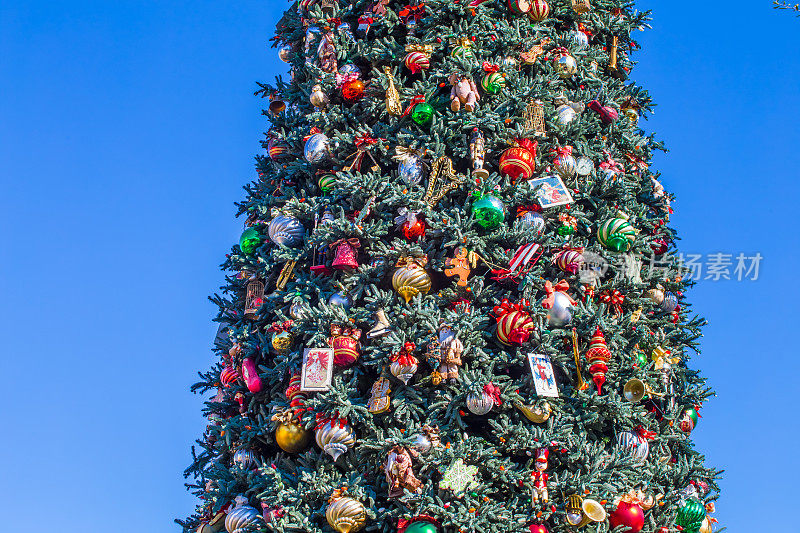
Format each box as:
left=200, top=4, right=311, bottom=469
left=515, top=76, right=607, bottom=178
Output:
left=241, top=357, right=262, bottom=393
left=331, top=238, right=360, bottom=270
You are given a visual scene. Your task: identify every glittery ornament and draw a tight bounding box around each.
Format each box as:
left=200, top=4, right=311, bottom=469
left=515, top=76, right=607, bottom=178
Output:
left=326, top=489, right=367, bottom=533
left=585, top=327, right=611, bottom=394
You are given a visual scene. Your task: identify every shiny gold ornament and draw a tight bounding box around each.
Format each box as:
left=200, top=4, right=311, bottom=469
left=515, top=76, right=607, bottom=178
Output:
left=272, top=411, right=312, bottom=454
left=310, top=84, right=329, bottom=109
left=571, top=0, right=591, bottom=13
left=623, top=378, right=646, bottom=402
left=383, top=66, right=402, bottom=116
left=271, top=330, right=294, bottom=356
left=392, top=256, right=432, bottom=303
left=576, top=498, right=606, bottom=528
left=276, top=260, right=297, bottom=290
left=517, top=401, right=552, bottom=423
left=607, top=36, right=626, bottom=80
left=424, top=156, right=464, bottom=208
left=316, top=419, right=356, bottom=460
left=571, top=328, right=590, bottom=391
left=326, top=488, right=367, bottom=533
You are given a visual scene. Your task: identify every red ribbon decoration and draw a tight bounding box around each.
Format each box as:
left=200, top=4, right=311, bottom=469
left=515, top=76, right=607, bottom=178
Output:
left=483, top=383, right=502, bottom=405
left=268, top=320, right=293, bottom=333
left=314, top=413, right=349, bottom=430
left=482, top=61, right=500, bottom=73
left=551, top=145, right=573, bottom=160
left=399, top=3, right=425, bottom=21
left=492, top=298, right=530, bottom=318
left=330, top=238, right=360, bottom=249
left=516, top=204, right=542, bottom=217
left=354, top=133, right=380, bottom=148
left=401, top=95, right=426, bottom=117
left=542, top=280, right=576, bottom=309
left=634, top=426, right=657, bottom=440
left=599, top=289, right=625, bottom=316
left=390, top=342, right=418, bottom=365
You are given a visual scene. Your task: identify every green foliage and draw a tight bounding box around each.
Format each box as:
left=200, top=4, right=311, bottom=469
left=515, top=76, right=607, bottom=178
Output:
left=178, top=1, right=722, bottom=532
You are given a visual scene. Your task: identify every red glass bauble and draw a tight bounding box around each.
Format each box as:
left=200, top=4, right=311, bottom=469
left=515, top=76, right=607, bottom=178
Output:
left=528, top=525, right=549, bottom=533
left=609, top=502, right=644, bottom=533
left=402, top=219, right=426, bottom=241
left=651, top=237, right=669, bottom=255
left=499, top=139, right=537, bottom=182
left=341, top=79, right=365, bottom=102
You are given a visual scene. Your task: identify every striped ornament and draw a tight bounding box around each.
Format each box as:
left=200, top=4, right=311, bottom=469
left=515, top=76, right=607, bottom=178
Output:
left=392, top=264, right=432, bottom=303
left=220, top=366, right=240, bottom=387
left=267, top=137, right=289, bottom=161
left=315, top=421, right=356, bottom=460
left=451, top=45, right=474, bottom=61
left=597, top=218, right=636, bottom=251
left=480, top=72, right=506, bottom=95
left=404, top=51, right=430, bottom=73
left=555, top=249, right=584, bottom=274
left=554, top=153, right=577, bottom=180
left=529, top=0, right=550, bottom=21
left=318, top=174, right=336, bottom=193
left=225, top=498, right=260, bottom=533
left=617, top=430, right=649, bottom=463
left=499, top=144, right=536, bottom=182
left=331, top=334, right=360, bottom=367
left=496, top=309, right=534, bottom=345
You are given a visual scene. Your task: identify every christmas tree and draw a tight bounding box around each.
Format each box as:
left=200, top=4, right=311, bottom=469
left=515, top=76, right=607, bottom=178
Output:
left=179, top=1, right=722, bottom=533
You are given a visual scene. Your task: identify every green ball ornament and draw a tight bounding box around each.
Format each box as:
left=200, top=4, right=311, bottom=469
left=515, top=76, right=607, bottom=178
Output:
left=239, top=228, right=262, bottom=254
left=676, top=498, right=706, bottom=533
left=405, top=521, right=437, bottom=533
left=635, top=351, right=648, bottom=366
left=411, top=102, right=434, bottom=125
left=597, top=217, right=636, bottom=251
left=472, top=195, right=505, bottom=229
left=557, top=223, right=575, bottom=236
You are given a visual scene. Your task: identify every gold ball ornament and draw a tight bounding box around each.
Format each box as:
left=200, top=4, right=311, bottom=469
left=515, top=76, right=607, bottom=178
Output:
left=392, top=259, right=432, bottom=303
left=326, top=489, right=367, bottom=533
left=275, top=420, right=312, bottom=454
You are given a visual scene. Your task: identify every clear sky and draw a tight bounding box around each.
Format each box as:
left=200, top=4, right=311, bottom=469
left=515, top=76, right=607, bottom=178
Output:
left=1, top=1, right=798, bottom=531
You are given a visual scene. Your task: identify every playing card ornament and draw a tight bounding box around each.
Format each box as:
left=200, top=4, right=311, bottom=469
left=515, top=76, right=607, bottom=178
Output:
left=585, top=327, right=612, bottom=394
left=385, top=445, right=423, bottom=497
left=390, top=342, right=419, bottom=385
left=316, top=417, right=356, bottom=460
left=530, top=448, right=550, bottom=504
left=542, top=280, right=576, bottom=327
left=326, top=488, right=367, bottom=533
left=328, top=324, right=362, bottom=367
left=493, top=298, right=534, bottom=345
left=225, top=496, right=260, bottom=533
left=392, top=255, right=432, bottom=303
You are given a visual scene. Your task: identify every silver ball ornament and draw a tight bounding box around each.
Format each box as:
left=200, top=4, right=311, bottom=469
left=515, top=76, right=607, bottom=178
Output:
left=617, top=431, right=649, bottom=463
left=546, top=291, right=574, bottom=327
left=518, top=210, right=545, bottom=235
left=225, top=496, right=260, bottom=533
left=278, top=44, right=293, bottom=62
left=328, top=291, right=352, bottom=309
left=571, top=31, right=589, bottom=49
left=398, top=155, right=424, bottom=186
left=413, top=433, right=433, bottom=454
left=660, top=292, right=678, bottom=313
left=466, top=391, right=494, bottom=415
left=289, top=301, right=309, bottom=320
left=304, top=133, right=331, bottom=164
left=555, top=54, right=577, bottom=78
left=268, top=215, right=304, bottom=247
left=232, top=449, right=257, bottom=470
left=554, top=154, right=577, bottom=181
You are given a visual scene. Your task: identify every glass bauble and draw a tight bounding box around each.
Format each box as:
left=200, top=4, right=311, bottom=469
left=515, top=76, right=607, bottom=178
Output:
left=472, top=195, right=505, bottom=229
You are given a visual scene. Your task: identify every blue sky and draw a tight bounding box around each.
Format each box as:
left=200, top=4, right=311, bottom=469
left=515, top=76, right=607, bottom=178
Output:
left=1, top=1, right=798, bottom=531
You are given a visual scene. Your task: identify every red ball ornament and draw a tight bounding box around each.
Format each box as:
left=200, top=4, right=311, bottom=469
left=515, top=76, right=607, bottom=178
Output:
left=499, top=138, right=537, bottom=182
left=401, top=218, right=426, bottom=241
left=341, top=78, right=365, bottom=102
left=528, top=525, right=549, bottom=533
left=609, top=501, right=645, bottom=533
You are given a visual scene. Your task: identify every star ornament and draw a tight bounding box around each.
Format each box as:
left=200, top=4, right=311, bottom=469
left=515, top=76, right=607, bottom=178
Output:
left=439, top=459, right=478, bottom=494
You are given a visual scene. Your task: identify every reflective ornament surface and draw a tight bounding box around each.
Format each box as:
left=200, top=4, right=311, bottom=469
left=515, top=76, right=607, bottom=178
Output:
left=268, top=215, right=304, bottom=247
left=410, top=102, right=434, bottom=125
left=466, top=391, right=494, bottom=415
left=239, top=228, right=262, bottom=254
left=597, top=217, right=636, bottom=251
left=617, top=430, right=649, bottom=462
left=225, top=496, right=260, bottom=533
left=275, top=421, right=312, bottom=453
left=304, top=133, right=331, bottom=164
left=398, top=155, right=425, bottom=185
left=676, top=498, right=707, bottom=533
left=278, top=44, right=293, bottom=62
left=392, top=261, right=432, bottom=303
left=472, top=195, right=505, bottom=229
left=608, top=501, right=644, bottom=533
left=316, top=420, right=356, bottom=460
left=546, top=291, right=574, bottom=327
left=328, top=291, right=352, bottom=309
left=326, top=492, right=367, bottom=533
left=555, top=53, right=577, bottom=78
